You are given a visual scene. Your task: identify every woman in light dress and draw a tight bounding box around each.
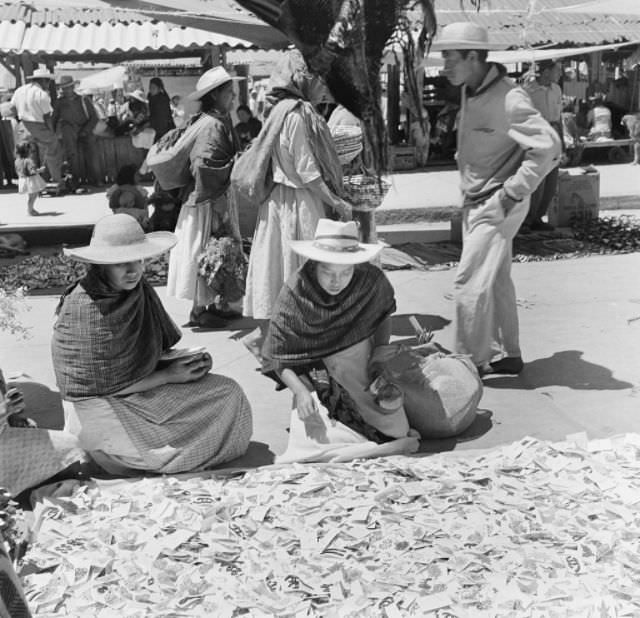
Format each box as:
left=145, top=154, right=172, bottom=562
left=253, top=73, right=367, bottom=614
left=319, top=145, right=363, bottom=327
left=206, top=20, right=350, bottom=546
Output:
left=238, top=50, right=350, bottom=354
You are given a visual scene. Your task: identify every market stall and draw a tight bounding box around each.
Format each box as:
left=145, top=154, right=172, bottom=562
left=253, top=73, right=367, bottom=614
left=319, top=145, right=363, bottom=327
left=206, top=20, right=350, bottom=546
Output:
left=0, top=0, right=288, bottom=181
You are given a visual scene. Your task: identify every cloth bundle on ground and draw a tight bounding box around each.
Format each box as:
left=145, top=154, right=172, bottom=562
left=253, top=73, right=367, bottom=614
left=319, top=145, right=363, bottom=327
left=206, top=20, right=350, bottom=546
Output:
left=145, top=113, right=209, bottom=190
left=369, top=345, right=482, bottom=438
left=52, top=267, right=252, bottom=474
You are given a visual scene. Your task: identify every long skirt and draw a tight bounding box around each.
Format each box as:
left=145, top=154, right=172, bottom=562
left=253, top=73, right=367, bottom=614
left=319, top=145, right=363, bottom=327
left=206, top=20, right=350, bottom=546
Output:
left=65, top=373, right=252, bottom=475
left=243, top=184, right=325, bottom=320
left=0, top=425, right=85, bottom=496
left=166, top=199, right=214, bottom=307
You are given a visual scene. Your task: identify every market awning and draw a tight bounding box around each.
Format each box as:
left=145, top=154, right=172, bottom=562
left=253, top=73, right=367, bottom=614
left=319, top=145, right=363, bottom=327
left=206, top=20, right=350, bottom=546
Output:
left=18, top=20, right=252, bottom=56
left=432, top=0, right=640, bottom=47
left=0, top=0, right=289, bottom=58
left=556, top=0, right=640, bottom=15
left=423, top=40, right=640, bottom=68
left=98, top=0, right=289, bottom=49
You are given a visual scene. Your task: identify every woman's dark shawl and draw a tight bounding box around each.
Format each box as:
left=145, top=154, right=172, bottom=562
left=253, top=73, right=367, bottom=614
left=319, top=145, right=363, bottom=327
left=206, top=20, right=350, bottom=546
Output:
left=52, top=268, right=181, bottom=400
left=148, top=90, right=175, bottom=141
left=188, top=111, right=238, bottom=206
left=262, top=262, right=395, bottom=372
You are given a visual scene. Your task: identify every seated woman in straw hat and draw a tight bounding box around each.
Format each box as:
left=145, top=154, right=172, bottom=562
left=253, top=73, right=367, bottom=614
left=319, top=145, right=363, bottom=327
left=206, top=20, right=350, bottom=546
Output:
left=52, top=214, right=252, bottom=475
left=262, top=219, right=420, bottom=463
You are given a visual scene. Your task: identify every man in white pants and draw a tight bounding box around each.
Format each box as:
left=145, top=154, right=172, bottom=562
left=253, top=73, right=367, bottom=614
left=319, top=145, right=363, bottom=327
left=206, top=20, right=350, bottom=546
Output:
left=433, top=23, right=561, bottom=375
left=10, top=67, right=64, bottom=192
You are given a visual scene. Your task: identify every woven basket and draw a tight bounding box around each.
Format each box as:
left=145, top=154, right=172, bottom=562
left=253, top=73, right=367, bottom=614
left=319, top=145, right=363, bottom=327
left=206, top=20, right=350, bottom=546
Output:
left=332, top=126, right=364, bottom=165
left=343, top=174, right=391, bottom=211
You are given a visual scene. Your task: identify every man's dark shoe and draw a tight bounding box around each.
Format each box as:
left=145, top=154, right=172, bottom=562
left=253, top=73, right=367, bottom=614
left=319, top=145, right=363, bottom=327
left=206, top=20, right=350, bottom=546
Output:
left=530, top=220, right=554, bottom=231
left=489, top=356, right=524, bottom=375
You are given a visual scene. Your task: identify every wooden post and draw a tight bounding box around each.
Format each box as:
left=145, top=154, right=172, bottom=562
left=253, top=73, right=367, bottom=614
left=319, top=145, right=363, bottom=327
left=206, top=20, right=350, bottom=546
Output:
left=386, top=63, right=400, bottom=145
left=234, top=64, right=249, bottom=105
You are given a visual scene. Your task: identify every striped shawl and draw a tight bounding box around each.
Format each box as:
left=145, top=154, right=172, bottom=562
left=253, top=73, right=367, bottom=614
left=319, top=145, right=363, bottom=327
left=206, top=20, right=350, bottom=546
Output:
left=262, top=261, right=395, bottom=372
left=52, top=267, right=181, bottom=400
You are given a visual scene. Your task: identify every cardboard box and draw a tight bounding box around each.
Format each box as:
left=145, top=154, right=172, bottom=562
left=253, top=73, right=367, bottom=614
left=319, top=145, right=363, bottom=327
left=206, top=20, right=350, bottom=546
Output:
left=548, top=168, right=599, bottom=227
left=388, top=145, right=416, bottom=171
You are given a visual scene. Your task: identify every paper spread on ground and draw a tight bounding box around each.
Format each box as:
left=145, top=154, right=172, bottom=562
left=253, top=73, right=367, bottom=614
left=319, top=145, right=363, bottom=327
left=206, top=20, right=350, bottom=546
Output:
left=20, top=434, right=640, bottom=617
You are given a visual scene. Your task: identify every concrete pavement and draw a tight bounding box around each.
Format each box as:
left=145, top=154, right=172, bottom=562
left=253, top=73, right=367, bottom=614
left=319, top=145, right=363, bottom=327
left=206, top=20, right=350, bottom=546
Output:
left=1, top=252, right=638, bottom=468
left=1, top=162, right=638, bottom=238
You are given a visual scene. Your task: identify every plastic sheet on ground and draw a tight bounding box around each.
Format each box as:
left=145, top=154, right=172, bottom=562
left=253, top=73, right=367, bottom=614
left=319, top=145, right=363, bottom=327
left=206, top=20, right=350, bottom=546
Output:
left=20, top=433, right=640, bottom=617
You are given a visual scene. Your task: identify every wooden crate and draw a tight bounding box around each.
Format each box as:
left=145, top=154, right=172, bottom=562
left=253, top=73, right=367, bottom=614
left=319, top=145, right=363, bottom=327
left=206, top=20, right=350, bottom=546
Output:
left=388, top=145, right=416, bottom=171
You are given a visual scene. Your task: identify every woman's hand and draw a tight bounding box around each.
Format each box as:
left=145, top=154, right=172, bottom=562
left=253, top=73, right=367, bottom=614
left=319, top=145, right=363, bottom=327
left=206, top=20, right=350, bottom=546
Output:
left=334, top=198, right=353, bottom=221
left=5, top=388, right=25, bottom=416
left=294, top=387, right=318, bottom=421
left=163, top=352, right=212, bottom=384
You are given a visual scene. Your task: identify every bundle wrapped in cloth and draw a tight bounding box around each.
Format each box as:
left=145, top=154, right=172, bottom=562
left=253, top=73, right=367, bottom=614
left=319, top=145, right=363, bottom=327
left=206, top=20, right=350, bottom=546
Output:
left=369, top=344, right=482, bottom=438
left=145, top=113, right=209, bottom=190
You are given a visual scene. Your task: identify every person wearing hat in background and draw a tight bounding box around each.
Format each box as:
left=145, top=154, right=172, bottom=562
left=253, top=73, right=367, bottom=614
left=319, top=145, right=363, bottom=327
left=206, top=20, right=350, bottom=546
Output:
left=261, top=219, right=419, bottom=463
left=52, top=214, right=252, bottom=475
left=167, top=66, right=243, bottom=328
left=124, top=89, right=152, bottom=146
left=52, top=75, right=100, bottom=191
left=521, top=59, right=564, bottom=233
left=434, top=22, right=561, bottom=376
left=10, top=67, right=64, bottom=194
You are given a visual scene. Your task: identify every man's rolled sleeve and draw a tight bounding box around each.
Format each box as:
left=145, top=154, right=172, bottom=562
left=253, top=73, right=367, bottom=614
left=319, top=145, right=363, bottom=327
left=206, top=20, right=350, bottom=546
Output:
left=503, top=89, right=561, bottom=202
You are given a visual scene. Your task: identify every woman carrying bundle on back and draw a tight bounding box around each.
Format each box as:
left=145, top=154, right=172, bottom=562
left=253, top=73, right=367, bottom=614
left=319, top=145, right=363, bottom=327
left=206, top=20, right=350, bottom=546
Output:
left=166, top=67, right=244, bottom=328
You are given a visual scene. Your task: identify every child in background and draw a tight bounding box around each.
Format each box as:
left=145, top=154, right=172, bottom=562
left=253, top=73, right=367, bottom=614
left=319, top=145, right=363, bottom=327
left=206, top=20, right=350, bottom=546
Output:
left=106, top=163, right=149, bottom=228
left=15, top=142, right=46, bottom=216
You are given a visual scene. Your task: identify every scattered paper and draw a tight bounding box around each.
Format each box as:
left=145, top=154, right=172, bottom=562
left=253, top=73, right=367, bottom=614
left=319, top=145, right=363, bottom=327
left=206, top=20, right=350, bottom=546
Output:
left=18, top=434, right=640, bottom=616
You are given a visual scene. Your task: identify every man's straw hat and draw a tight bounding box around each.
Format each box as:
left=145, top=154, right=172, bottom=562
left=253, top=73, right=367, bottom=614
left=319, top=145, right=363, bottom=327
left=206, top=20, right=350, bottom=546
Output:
left=26, top=68, right=55, bottom=81
left=431, top=22, right=506, bottom=51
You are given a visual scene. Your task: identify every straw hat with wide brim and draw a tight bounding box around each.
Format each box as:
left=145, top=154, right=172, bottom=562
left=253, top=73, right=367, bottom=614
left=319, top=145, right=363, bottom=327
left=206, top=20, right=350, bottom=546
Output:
left=431, top=22, right=506, bottom=51
left=187, top=66, right=239, bottom=101
left=126, top=89, right=147, bottom=103
left=26, top=68, right=55, bottom=81
left=64, top=214, right=177, bottom=264
left=289, top=219, right=384, bottom=265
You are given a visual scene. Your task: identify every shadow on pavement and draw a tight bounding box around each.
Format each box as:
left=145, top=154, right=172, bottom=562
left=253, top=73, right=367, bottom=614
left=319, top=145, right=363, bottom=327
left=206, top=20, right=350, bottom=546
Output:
left=221, top=441, right=276, bottom=468
left=418, top=408, right=493, bottom=454
left=484, top=350, right=634, bottom=391
left=8, top=378, right=65, bottom=430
